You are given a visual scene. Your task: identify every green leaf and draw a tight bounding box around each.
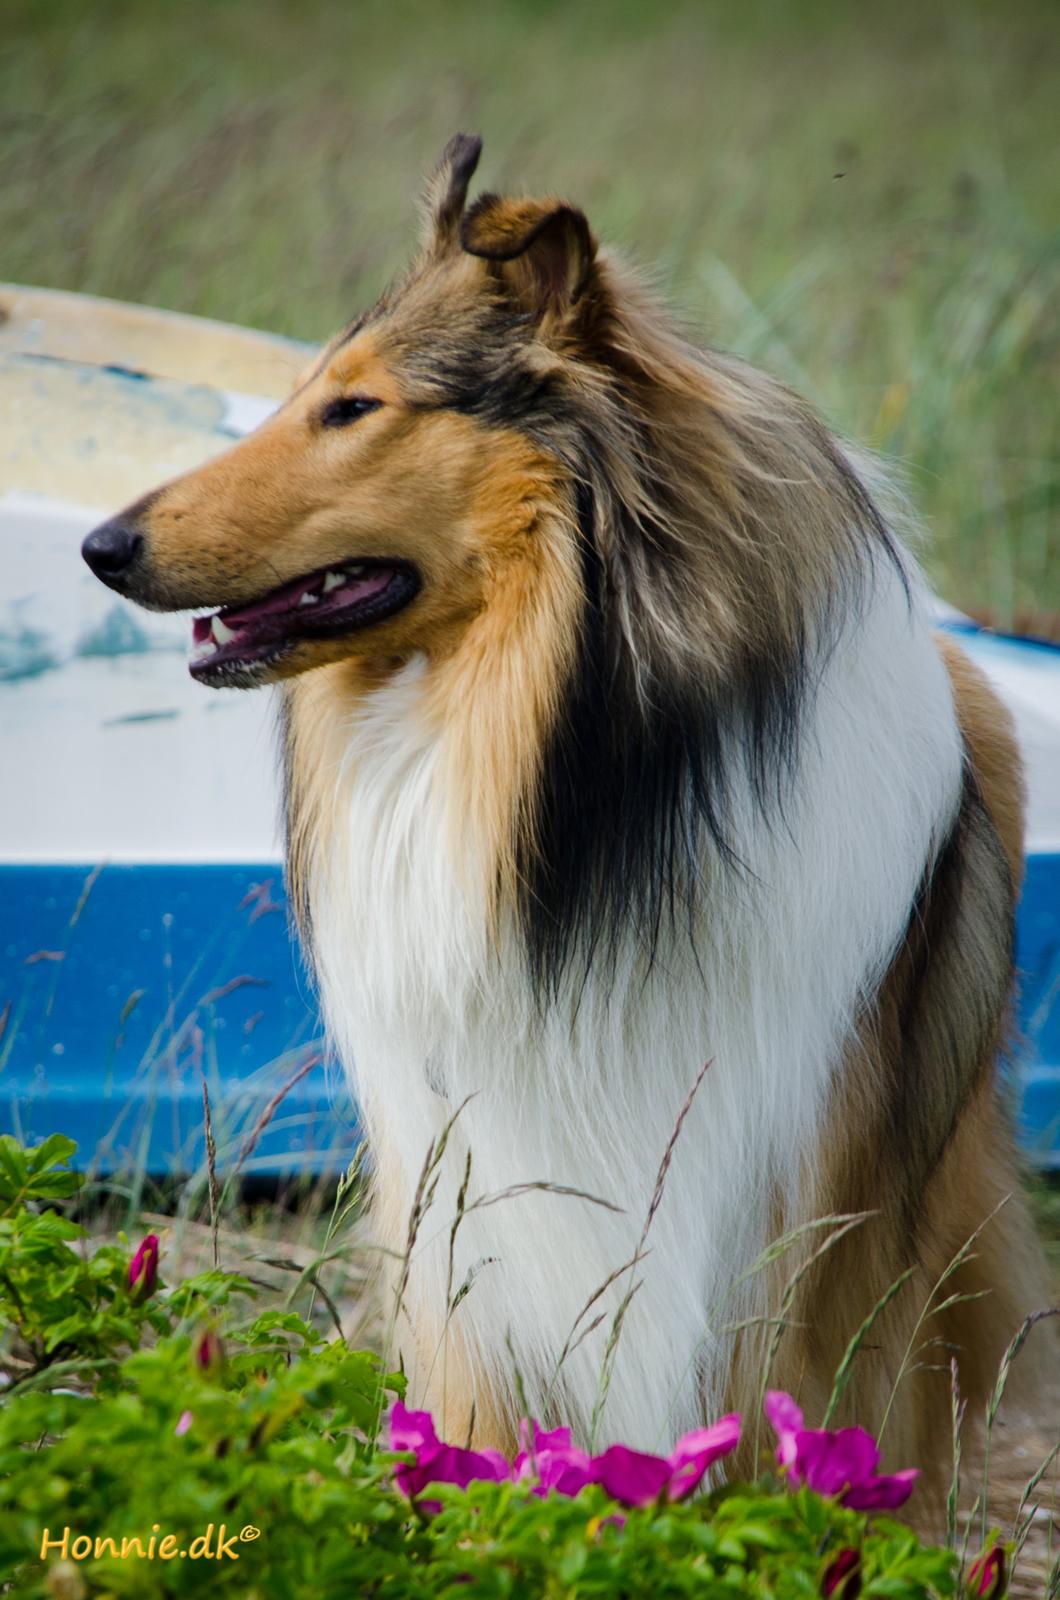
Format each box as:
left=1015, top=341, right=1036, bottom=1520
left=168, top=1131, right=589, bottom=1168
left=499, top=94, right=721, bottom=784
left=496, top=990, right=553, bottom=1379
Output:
left=0, top=1135, right=29, bottom=1203
left=25, top=1133, right=78, bottom=1175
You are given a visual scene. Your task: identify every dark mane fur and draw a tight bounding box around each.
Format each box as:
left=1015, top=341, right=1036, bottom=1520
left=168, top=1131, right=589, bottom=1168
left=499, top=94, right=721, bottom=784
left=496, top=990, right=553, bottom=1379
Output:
left=395, top=259, right=910, bottom=996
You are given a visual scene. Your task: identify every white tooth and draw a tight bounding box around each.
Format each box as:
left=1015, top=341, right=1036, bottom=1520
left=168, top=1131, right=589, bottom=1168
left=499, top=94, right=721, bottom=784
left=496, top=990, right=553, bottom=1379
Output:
left=347, top=563, right=366, bottom=577
left=211, top=616, right=236, bottom=644
left=298, top=591, right=319, bottom=606
left=322, top=571, right=345, bottom=593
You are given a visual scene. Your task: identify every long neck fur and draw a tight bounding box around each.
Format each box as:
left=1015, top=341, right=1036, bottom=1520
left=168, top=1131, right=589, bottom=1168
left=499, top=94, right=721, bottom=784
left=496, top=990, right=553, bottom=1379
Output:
left=280, top=326, right=966, bottom=1450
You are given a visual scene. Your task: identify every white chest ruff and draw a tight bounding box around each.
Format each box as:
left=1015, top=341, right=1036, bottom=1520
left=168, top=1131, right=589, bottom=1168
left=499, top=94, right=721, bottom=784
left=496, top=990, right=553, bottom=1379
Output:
left=305, top=572, right=963, bottom=1448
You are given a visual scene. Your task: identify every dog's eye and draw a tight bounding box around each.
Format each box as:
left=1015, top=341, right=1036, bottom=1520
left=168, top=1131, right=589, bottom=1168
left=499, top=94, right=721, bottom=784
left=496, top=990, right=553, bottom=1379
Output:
left=319, top=395, right=383, bottom=429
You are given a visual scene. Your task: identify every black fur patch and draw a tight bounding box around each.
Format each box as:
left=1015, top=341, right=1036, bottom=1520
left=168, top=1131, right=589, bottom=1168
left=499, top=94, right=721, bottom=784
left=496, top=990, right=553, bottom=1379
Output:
left=512, top=480, right=816, bottom=1000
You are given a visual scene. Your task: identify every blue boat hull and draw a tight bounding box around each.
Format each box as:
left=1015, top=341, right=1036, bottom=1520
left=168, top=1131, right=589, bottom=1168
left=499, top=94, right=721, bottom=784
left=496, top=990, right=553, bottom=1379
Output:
left=1, top=852, right=1057, bottom=1174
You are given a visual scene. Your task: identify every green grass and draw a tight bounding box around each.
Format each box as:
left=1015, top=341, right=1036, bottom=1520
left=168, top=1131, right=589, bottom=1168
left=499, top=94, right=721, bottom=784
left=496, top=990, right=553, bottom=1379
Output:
left=1, top=0, right=1057, bottom=616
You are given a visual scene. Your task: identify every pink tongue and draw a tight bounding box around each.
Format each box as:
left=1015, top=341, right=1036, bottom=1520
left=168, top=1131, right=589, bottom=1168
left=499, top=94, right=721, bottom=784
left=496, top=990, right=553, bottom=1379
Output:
left=192, top=567, right=396, bottom=644
left=222, top=576, right=324, bottom=627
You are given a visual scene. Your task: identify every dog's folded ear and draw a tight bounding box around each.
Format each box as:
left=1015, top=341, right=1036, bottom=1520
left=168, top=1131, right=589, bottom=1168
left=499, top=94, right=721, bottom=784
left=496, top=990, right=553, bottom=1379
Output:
left=422, top=132, right=483, bottom=250
left=460, top=194, right=597, bottom=320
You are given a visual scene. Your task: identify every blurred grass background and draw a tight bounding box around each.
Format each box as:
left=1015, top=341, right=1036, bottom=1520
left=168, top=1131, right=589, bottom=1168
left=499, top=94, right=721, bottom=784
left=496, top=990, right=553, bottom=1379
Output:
left=0, top=0, right=1056, bottom=616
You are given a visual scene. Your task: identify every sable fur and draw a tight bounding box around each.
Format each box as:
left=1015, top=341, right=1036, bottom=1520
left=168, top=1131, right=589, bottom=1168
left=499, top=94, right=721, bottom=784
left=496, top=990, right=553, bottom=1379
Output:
left=767, top=651, right=1052, bottom=1487
left=88, top=135, right=1055, bottom=1491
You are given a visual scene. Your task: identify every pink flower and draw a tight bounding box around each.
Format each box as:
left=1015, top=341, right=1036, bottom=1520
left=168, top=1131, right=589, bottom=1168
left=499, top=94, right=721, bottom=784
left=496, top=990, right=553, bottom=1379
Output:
left=389, top=1401, right=440, bottom=1465
left=174, top=1409, right=193, bottom=1437
left=593, top=1445, right=673, bottom=1508
left=793, top=1428, right=880, bottom=1498
left=967, top=1545, right=1006, bottom=1598
left=840, top=1467, right=920, bottom=1512
left=513, top=1419, right=597, bottom=1499
left=128, top=1234, right=160, bottom=1298
left=765, top=1392, right=918, bottom=1512
left=387, top=1404, right=740, bottom=1511
left=764, top=1388, right=802, bottom=1469
left=593, top=1414, right=741, bottom=1508
left=666, top=1415, right=743, bottom=1500
left=822, top=1546, right=862, bottom=1597
left=388, top=1401, right=508, bottom=1507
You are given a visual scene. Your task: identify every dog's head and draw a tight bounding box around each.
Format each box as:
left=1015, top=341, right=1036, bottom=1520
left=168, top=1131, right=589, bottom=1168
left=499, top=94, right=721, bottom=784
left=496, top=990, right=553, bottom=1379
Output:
left=82, top=134, right=608, bottom=687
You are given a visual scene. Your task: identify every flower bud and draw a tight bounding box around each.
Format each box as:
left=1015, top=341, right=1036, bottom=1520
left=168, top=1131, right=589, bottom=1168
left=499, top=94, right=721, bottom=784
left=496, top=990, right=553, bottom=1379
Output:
left=967, top=1545, right=1006, bottom=1598
left=127, top=1234, right=160, bottom=1299
left=193, top=1326, right=225, bottom=1375
left=822, top=1548, right=862, bottom=1598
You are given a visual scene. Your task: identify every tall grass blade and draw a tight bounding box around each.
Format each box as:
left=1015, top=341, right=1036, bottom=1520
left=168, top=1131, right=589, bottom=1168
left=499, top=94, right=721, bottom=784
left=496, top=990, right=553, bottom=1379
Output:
left=235, top=1050, right=322, bottom=1174
left=947, top=1357, right=966, bottom=1556
left=198, top=1044, right=220, bottom=1271
left=752, top=1211, right=870, bottom=1474
left=878, top=1196, right=1010, bottom=1444
left=823, top=1266, right=915, bottom=1427
left=980, top=1307, right=1060, bottom=1546
left=588, top=1060, right=712, bottom=1449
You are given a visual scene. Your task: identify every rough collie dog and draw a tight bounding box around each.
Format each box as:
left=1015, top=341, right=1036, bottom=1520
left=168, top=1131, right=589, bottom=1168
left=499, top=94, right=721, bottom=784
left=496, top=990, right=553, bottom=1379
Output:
left=84, top=135, right=1051, bottom=1487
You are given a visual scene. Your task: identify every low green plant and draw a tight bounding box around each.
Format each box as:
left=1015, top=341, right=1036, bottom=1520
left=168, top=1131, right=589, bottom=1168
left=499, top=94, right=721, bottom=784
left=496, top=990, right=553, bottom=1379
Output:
left=0, top=1134, right=1023, bottom=1596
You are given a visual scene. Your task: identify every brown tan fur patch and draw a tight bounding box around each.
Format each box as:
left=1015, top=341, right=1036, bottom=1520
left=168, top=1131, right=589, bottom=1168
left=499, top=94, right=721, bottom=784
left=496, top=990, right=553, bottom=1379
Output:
left=722, top=636, right=1055, bottom=1500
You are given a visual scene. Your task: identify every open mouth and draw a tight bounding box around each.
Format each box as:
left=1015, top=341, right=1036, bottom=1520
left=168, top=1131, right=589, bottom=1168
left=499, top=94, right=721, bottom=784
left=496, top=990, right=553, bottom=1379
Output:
left=188, top=558, right=420, bottom=681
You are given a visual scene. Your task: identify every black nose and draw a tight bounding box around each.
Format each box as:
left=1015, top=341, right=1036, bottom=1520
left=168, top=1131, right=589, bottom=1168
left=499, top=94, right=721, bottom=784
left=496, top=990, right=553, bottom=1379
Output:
left=82, top=519, right=143, bottom=585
